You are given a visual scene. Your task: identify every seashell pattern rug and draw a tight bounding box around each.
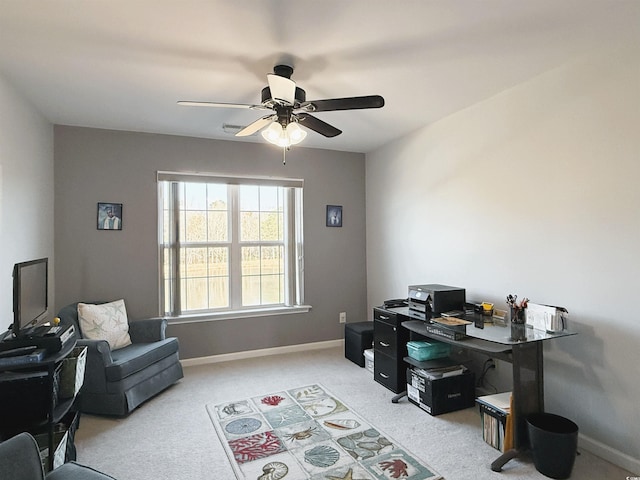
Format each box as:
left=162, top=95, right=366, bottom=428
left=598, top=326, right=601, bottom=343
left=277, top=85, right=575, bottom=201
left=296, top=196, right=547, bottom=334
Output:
left=207, top=384, right=442, bottom=480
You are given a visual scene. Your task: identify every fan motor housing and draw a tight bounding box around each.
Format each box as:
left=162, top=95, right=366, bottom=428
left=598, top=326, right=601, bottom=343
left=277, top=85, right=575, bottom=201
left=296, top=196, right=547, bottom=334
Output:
left=261, top=86, right=306, bottom=105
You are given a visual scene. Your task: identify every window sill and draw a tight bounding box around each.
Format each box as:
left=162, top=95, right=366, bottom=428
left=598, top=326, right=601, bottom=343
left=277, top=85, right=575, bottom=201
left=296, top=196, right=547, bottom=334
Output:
left=166, top=305, right=312, bottom=325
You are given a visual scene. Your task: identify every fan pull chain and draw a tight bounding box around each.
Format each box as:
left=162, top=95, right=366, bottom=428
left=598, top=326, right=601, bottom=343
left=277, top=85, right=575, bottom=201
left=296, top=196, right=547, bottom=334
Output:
left=282, top=146, right=292, bottom=165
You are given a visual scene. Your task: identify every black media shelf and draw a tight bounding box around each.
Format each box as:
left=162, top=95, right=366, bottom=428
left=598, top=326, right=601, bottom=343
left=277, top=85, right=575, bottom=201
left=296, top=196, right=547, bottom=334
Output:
left=0, top=339, right=84, bottom=472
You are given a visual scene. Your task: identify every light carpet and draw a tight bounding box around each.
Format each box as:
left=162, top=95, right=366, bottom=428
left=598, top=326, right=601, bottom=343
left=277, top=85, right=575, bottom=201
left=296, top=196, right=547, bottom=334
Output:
left=73, top=346, right=636, bottom=480
left=207, top=383, right=442, bottom=480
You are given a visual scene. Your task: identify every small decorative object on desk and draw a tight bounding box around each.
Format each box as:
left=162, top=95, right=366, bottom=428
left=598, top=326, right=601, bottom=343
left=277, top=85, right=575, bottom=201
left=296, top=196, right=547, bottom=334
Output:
left=506, top=294, right=528, bottom=324
left=507, top=294, right=528, bottom=341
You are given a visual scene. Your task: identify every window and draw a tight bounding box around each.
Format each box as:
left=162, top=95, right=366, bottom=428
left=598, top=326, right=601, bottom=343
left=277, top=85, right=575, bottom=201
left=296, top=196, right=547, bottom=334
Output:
left=158, top=172, right=305, bottom=319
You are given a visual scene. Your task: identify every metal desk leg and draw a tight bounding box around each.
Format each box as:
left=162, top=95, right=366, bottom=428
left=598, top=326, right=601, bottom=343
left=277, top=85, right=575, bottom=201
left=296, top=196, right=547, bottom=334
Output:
left=491, top=449, right=520, bottom=472
left=391, top=391, right=406, bottom=403
left=492, top=341, right=543, bottom=471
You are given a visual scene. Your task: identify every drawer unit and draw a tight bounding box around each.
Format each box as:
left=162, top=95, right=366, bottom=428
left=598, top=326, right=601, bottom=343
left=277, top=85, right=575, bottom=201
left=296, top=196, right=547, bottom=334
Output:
left=374, top=319, right=399, bottom=357
left=373, top=307, right=409, bottom=394
left=374, top=349, right=404, bottom=392
left=374, top=308, right=402, bottom=326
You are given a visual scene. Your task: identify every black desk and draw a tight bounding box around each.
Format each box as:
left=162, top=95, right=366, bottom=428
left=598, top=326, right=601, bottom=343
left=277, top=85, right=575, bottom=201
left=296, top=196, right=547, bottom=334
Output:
left=385, top=306, right=576, bottom=472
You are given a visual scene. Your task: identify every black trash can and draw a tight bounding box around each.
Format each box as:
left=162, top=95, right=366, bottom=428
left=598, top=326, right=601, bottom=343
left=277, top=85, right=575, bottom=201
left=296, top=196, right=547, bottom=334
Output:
left=527, top=413, right=579, bottom=479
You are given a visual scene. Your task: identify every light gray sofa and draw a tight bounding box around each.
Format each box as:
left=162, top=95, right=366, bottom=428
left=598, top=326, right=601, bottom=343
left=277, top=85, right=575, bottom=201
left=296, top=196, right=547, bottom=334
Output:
left=57, top=302, right=183, bottom=416
left=0, top=432, right=116, bottom=479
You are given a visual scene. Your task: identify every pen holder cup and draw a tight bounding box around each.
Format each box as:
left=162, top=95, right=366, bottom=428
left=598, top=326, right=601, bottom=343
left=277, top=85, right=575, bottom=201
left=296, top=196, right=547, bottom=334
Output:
left=510, top=307, right=527, bottom=341
left=510, top=307, right=525, bottom=324
left=510, top=322, right=527, bottom=342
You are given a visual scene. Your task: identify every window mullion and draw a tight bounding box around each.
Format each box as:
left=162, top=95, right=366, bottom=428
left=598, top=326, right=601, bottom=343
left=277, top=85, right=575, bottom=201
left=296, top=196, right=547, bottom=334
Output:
left=284, top=188, right=295, bottom=306
left=294, top=188, right=304, bottom=305
left=171, top=182, right=182, bottom=315
left=229, top=185, right=242, bottom=309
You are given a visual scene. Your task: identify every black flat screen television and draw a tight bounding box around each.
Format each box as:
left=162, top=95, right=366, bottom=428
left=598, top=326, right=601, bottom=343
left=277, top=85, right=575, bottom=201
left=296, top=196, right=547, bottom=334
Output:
left=12, top=258, right=49, bottom=337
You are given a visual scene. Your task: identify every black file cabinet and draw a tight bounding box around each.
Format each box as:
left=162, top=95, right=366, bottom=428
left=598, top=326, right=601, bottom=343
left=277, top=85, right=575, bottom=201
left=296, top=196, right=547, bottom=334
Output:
left=373, top=307, right=409, bottom=393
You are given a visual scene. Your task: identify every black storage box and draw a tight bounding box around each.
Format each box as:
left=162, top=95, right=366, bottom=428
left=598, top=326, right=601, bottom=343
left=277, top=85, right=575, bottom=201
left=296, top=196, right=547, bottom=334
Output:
left=406, top=368, right=475, bottom=416
left=344, top=322, right=374, bottom=367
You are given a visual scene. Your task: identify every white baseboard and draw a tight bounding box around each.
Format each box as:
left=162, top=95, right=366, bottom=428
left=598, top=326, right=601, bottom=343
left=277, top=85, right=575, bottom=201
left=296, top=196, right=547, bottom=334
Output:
left=180, top=339, right=344, bottom=367
left=579, top=432, right=640, bottom=475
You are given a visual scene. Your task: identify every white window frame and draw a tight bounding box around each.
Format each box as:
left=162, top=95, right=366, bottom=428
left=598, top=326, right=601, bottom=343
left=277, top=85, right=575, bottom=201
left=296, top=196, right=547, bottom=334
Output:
left=157, top=171, right=309, bottom=323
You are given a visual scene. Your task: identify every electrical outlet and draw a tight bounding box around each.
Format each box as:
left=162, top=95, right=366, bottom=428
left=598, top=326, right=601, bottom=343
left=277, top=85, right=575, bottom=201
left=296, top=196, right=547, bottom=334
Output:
left=488, top=358, right=496, bottom=371
left=339, top=312, right=347, bottom=323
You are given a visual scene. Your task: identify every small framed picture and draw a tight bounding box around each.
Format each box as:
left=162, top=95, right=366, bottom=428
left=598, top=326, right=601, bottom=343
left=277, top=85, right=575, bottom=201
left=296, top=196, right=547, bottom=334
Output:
left=97, top=202, right=123, bottom=230
left=326, top=205, right=342, bottom=227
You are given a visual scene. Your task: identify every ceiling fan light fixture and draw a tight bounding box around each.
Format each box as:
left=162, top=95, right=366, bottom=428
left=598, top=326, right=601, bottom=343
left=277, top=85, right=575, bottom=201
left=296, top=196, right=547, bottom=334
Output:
left=181, top=64, right=384, bottom=150
left=261, top=121, right=286, bottom=146
left=261, top=121, right=307, bottom=148
left=285, top=122, right=307, bottom=144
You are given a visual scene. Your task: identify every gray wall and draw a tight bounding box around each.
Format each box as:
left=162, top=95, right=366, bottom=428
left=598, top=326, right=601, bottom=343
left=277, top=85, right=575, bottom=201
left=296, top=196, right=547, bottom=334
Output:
left=0, top=74, right=54, bottom=325
left=366, top=48, right=640, bottom=471
left=54, top=126, right=367, bottom=358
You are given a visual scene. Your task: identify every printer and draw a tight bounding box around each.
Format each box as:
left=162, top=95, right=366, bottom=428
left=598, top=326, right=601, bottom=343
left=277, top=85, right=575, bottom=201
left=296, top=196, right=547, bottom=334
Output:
left=408, top=284, right=466, bottom=320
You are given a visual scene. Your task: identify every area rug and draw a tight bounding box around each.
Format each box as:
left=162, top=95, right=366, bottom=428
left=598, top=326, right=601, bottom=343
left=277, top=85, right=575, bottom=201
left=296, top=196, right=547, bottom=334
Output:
left=207, top=384, right=443, bottom=480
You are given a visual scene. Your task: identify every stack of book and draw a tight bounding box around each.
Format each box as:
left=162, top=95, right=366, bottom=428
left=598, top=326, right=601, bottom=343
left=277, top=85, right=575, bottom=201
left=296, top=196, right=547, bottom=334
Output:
left=476, top=392, right=513, bottom=452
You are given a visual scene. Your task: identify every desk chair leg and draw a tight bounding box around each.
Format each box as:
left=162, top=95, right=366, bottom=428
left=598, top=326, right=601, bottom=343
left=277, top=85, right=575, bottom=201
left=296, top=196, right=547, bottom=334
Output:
left=490, top=448, right=520, bottom=472
left=391, top=391, right=406, bottom=403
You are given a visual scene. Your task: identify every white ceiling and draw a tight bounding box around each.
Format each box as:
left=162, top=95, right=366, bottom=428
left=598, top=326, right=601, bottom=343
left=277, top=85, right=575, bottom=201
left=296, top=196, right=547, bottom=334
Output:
left=1, top=0, right=638, bottom=153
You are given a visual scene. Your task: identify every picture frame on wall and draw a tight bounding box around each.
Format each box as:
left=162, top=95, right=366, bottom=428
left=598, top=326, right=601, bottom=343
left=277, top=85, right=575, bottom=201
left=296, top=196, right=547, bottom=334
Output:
left=326, top=205, right=342, bottom=227
left=97, top=202, right=123, bottom=230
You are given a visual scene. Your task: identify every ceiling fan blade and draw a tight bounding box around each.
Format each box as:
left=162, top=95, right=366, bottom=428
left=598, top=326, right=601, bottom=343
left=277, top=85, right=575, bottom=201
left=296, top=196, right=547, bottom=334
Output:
left=235, top=115, right=276, bottom=137
left=299, top=95, right=385, bottom=113
left=177, top=100, right=269, bottom=110
left=267, top=74, right=296, bottom=105
left=297, top=113, right=342, bottom=138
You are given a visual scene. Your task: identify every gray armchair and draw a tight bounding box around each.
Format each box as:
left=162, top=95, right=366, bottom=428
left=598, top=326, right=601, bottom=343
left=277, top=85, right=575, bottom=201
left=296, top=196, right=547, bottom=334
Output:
left=0, top=432, right=116, bottom=479
left=57, top=302, right=183, bottom=416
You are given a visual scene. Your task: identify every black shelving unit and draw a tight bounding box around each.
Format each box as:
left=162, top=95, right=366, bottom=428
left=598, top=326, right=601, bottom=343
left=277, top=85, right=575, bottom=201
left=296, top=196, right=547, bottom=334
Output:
left=0, top=340, right=82, bottom=472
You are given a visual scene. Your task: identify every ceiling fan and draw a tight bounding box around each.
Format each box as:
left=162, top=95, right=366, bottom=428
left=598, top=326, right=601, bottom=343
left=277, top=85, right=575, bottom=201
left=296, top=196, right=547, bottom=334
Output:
left=178, top=64, right=385, bottom=148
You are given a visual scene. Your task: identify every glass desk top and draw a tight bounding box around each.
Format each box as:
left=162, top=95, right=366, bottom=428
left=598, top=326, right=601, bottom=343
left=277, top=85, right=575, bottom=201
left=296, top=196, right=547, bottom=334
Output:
left=386, top=306, right=576, bottom=348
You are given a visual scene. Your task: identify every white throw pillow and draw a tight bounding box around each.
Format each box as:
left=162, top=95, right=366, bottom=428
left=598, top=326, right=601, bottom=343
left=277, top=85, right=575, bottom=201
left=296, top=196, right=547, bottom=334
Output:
left=77, top=299, right=132, bottom=350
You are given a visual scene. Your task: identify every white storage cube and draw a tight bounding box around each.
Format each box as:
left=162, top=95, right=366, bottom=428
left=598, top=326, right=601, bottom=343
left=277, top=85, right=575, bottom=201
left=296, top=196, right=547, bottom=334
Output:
left=364, top=349, right=374, bottom=374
